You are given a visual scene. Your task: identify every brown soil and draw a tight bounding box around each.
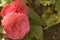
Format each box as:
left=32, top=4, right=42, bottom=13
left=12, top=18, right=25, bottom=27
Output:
left=44, top=23, right=60, bottom=40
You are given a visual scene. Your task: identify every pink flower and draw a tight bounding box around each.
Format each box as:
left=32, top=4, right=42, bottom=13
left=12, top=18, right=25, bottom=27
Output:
left=1, top=12, right=30, bottom=40
left=1, top=0, right=28, bottom=17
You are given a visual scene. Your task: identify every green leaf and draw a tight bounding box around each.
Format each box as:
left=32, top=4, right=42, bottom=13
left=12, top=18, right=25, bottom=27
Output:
left=1, top=37, right=10, bottom=40
left=56, top=0, right=60, bottom=11
left=42, top=7, right=53, bottom=26
left=0, top=33, right=3, bottom=40
left=0, top=0, right=13, bottom=7
left=0, top=25, right=3, bottom=33
left=44, top=14, right=60, bottom=30
left=28, top=8, right=42, bottom=23
left=24, top=0, right=28, bottom=3
left=23, top=8, right=43, bottom=40
left=0, top=26, right=5, bottom=40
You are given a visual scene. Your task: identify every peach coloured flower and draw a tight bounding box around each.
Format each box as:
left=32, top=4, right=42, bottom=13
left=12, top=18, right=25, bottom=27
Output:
left=1, top=12, right=30, bottom=40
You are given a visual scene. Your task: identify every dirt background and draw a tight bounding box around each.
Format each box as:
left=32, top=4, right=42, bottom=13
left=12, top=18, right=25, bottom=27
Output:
left=44, top=23, right=60, bottom=40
